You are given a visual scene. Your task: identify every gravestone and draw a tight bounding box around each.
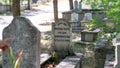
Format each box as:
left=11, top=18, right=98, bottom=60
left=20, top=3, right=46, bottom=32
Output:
left=84, top=12, right=92, bottom=21
left=2, top=17, right=40, bottom=68
left=52, top=19, right=73, bottom=58
left=81, top=12, right=92, bottom=22
left=71, top=12, right=79, bottom=22
left=114, top=45, right=120, bottom=68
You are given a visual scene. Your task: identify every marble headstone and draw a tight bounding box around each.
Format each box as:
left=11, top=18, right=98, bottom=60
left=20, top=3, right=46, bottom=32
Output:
left=52, top=19, right=73, bottom=58
left=2, top=17, right=40, bottom=68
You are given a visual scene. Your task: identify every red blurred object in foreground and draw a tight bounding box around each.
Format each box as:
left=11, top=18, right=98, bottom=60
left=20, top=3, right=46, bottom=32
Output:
left=0, top=38, right=11, bottom=51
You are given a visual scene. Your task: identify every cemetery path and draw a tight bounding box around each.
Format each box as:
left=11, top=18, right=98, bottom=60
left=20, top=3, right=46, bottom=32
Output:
left=0, top=0, right=69, bottom=40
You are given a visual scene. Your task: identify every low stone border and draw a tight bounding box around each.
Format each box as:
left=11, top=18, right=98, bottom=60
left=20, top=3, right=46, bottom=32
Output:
left=55, top=53, right=83, bottom=68
left=40, top=53, right=51, bottom=65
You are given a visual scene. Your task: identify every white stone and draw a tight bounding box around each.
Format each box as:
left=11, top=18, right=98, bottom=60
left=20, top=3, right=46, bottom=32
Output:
left=71, top=12, right=79, bottom=22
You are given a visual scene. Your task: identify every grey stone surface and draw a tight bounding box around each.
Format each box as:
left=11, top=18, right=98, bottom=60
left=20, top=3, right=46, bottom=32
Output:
left=95, top=40, right=107, bottom=68
left=40, top=53, right=51, bottom=65
left=52, top=19, right=73, bottom=58
left=71, top=12, right=79, bottom=22
left=55, top=53, right=83, bottom=68
left=104, top=54, right=114, bottom=68
left=116, top=33, right=120, bottom=43
left=81, top=29, right=100, bottom=42
left=114, top=45, right=120, bottom=68
left=2, top=17, right=40, bottom=68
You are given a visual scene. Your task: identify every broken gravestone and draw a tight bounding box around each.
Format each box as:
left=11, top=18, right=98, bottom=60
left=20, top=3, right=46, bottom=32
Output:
left=52, top=19, right=74, bottom=58
left=2, top=17, right=40, bottom=68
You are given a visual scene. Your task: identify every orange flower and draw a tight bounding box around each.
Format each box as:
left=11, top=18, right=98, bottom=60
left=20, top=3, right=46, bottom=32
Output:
left=0, top=38, right=11, bottom=51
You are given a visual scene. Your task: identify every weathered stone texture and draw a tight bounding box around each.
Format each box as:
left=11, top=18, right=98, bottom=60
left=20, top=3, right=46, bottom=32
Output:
left=2, top=17, right=40, bottom=68
left=52, top=19, right=74, bottom=58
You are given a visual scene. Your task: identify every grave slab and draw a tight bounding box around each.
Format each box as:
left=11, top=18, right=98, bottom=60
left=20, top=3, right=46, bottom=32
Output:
left=55, top=53, right=83, bottom=68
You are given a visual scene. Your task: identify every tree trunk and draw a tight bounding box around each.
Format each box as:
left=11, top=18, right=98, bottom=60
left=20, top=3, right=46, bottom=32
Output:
left=12, top=0, right=20, bottom=17
left=69, top=0, right=73, bottom=10
left=53, top=0, right=58, bottom=22
left=27, top=0, right=32, bottom=10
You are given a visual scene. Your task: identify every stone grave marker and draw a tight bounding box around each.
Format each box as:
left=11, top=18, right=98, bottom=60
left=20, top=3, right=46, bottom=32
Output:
left=2, top=17, right=40, bottom=68
left=114, top=45, right=120, bottom=68
left=52, top=19, right=73, bottom=58
left=84, top=12, right=92, bottom=21
left=81, top=12, right=92, bottom=22
left=71, top=12, right=79, bottom=22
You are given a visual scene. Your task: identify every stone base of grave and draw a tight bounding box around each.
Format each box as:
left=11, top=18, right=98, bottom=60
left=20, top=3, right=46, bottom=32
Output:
left=55, top=53, right=83, bottom=68
left=40, top=53, right=52, bottom=65
left=81, top=29, right=100, bottom=42
left=94, top=47, right=107, bottom=68
left=104, top=54, right=115, bottom=68
left=77, top=41, right=96, bottom=45
left=72, top=27, right=84, bottom=34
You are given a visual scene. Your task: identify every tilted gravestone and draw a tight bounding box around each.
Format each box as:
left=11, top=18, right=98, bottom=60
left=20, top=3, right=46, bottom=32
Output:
left=2, top=17, right=40, bottom=68
left=52, top=19, right=74, bottom=58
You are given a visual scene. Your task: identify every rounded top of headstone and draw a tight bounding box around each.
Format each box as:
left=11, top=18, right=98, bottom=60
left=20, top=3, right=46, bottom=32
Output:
left=55, top=19, right=70, bottom=27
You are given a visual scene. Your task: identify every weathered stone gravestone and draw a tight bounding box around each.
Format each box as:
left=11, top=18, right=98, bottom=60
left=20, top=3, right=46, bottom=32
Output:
left=81, top=12, right=92, bottom=22
left=2, top=17, right=40, bottom=68
left=71, top=12, right=79, bottom=22
left=114, top=45, right=120, bottom=68
left=52, top=19, right=73, bottom=58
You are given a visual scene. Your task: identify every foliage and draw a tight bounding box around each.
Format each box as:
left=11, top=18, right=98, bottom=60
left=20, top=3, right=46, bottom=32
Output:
left=51, top=51, right=58, bottom=62
left=106, top=32, right=117, bottom=41
left=82, top=0, right=105, bottom=9
left=106, top=1, right=120, bottom=33
left=84, top=0, right=120, bottom=42
left=84, top=19, right=97, bottom=30
left=82, top=0, right=118, bottom=9
left=8, top=47, right=23, bottom=68
left=0, top=38, right=23, bottom=68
